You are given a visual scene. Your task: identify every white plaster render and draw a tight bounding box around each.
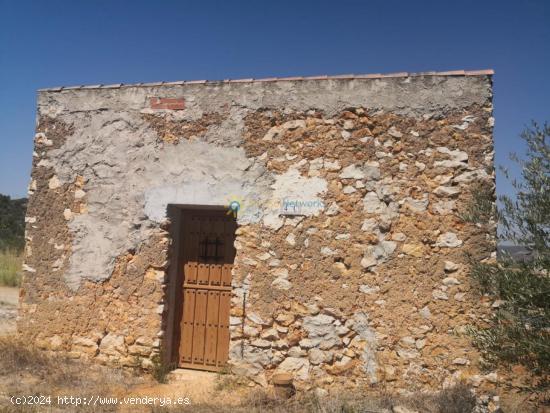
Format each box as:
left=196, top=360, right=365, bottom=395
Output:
left=40, top=111, right=326, bottom=289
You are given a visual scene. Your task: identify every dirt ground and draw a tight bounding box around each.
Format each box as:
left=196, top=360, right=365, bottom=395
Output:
left=0, top=286, right=18, bottom=335
left=0, top=287, right=249, bottom=410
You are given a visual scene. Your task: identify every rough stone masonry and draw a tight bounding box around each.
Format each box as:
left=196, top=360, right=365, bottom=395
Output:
left=19, top=71, right=500, bottom=392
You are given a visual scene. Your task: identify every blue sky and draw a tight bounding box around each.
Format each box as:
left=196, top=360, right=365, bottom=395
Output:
left=0, top=0, right=548, bottom=199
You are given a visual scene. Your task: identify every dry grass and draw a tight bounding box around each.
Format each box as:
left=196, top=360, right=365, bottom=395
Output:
left=0, top=335, right=77, bottom=385
left=371, top=383, right=478, bottom=413
left=152, top=390, right=390, bottom=413
left=0, top=335, right=142, bottom=412
left=0, top=250, right=22, bottom=287
left=1, top=336, right=531, bottom=413
left=152, top=384, right=482, bottom=413
left=433, top=383, right=477, bottom=413
left=214, top=367, right=249, bottom=392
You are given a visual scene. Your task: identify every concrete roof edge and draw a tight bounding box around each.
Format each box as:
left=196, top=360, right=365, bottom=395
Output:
left=37, top=69, right=495, bottom=92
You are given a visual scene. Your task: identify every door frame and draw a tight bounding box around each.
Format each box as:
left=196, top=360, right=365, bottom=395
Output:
left=167, top=206, right=236, bottom=372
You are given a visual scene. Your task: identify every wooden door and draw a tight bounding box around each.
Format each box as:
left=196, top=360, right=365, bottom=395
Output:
left=177, top=209, right=237, bottom=371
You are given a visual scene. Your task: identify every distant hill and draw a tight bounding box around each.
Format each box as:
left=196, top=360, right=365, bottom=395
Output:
left=0, top=194, right=27, bottom=251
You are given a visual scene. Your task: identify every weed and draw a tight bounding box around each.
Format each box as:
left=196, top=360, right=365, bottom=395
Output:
left=435, top=383, right=477, bottom=413
left=151, top=353, right=176, bottom=383
left=0, top=249, right=22, bottom=287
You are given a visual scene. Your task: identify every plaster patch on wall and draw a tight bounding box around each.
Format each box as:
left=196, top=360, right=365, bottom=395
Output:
left=143, top=141, right=272, bottom=224
left=269, top=168, right=327, bottom=217
left=42, top=109, right=276, bottom=288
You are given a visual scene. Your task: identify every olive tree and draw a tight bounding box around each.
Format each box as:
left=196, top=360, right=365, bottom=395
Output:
left=468, top=122, right=549, bottom=390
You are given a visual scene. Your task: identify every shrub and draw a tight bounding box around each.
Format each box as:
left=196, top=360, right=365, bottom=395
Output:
left=0, top=194, right=27, bottom=252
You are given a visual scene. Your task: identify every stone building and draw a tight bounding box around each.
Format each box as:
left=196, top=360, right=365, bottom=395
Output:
left=19, top=70, right=498, bottom=390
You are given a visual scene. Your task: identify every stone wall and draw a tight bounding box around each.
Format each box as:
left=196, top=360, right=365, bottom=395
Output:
left=19, top=73, right=498, bottom=392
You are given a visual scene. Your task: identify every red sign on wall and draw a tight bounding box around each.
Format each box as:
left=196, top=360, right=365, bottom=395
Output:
left=150, top=97, right=185, bottom=110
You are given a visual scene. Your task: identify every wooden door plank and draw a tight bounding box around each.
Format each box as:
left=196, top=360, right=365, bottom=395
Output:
left=179, top=289, right=196, bottom=364
left=199, top=216, right=214, bottom=276
left=216, top=290, right=231, bottom=366
left=197, top=263, right=209, bottom=285
left=209, top=264, right=222, bottom=285
left=183, top=283, right=231, bottom=291
left=186, top=217, right=200, bottom=288
left=199, top=217, right=212, bottom=264
left=224, top=219, right=237, bottom=263
left=177, top=362, right=224, bottom=372
left=201, top=215, right=213, bottom=236
left=213, top=217, right=224, bottom=237
left=184, top=262, right=198, bottom=284
left=191, top=289, right=208, bottom=365
left=204, top=291, right=220, bottom=366
left=221, top=264, right=232, bottom=287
